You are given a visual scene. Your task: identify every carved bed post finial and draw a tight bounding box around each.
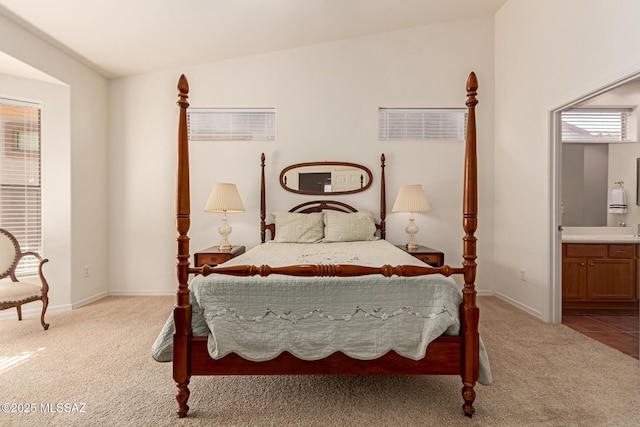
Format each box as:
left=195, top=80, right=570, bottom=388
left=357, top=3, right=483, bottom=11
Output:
left=260, top=153, right=267, bottom=243
left=466, top=72, right=478, bottom=106
left=380, top=153, right=386, bottom=240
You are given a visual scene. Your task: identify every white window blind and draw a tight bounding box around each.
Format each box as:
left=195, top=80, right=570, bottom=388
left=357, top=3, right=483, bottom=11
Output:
left=187, top=108, right=276, bottom=141
left=379, top=108, right=467, bottom=141
left=0, top=98, right=42, bottom=275
left=561, top=108, right=636, bottom=142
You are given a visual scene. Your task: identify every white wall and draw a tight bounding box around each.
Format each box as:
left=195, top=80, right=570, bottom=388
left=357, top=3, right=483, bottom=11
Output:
left=495, top=0, right=640, bottom=320
left=0, top=73, right=71, bottom=312
left=108, top=17, right=496, bottom=295
left=0, top=13, right=109, bottom=311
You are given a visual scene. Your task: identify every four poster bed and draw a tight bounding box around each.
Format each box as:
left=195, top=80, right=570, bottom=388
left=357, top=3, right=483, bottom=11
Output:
left=152, top=72, right=488, bottom=418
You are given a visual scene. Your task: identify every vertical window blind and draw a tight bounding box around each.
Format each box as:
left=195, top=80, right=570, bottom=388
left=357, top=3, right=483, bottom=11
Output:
left=561, top=108, right=636, bottom=142
left=187, top=108, right=276, bottom=141
left=0, top=98, right=42, bottom=275
left=379, top=108, right=467, bottom=141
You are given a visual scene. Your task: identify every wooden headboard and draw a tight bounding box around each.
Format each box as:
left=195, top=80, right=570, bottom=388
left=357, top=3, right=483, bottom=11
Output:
left=260, top=153, right=387, bottom=243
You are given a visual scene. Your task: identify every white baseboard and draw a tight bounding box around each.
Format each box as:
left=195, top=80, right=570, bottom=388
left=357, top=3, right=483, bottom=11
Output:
left=108, top=290, right=174, bottom=296
left=493, top=290, right=543, bottom=320
left=0, top=302, right=72, bottom=321
left=72, top=291, right=109, bottom=309
left=0, top=290, right=170, bottom=321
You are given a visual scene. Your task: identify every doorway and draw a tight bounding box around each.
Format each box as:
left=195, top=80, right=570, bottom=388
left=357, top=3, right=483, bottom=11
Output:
left=551, top=72, right=640, bottom=359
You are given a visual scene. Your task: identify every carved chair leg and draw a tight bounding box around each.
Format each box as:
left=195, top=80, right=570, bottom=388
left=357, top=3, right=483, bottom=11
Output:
left=16, top=305, right=22, bottom=321
left=40, top=298, right=49, bottom=330
left=462, top=382, right=476, bottom=418
left=176, top=381, right=190, bottom=418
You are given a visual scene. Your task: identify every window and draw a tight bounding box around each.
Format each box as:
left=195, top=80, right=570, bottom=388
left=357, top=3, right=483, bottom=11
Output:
left=561, top=107, right=637, bottom=142
left=187, top=108, right=276, bottom=141
left=378, top=108, right=467, bottom=141
left=0, top=98, right=42, bottom=275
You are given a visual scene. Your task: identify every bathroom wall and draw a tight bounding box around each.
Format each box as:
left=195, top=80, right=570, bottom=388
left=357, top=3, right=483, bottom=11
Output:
left=581, top=79, right=640, bottom=227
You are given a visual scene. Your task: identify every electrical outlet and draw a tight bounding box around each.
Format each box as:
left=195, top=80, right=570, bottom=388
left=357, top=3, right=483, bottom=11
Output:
left=83, top=265, right=90, bottom=277
left=520, top=269, right=526, bottom=281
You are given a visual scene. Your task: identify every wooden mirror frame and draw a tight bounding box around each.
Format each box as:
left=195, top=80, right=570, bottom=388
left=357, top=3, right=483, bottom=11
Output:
left=279, top=161, right=373, bottom=195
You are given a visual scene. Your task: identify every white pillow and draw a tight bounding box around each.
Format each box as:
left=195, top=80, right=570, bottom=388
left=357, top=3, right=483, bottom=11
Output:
left=272, top=212, right=324, bottom=243
left=323, top=210, right=378, bottom=242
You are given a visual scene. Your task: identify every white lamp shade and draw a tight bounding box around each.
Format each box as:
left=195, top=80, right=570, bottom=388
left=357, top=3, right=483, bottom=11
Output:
left=392, top=184, right=431, bottom=213
left=204, top=183, right=245, bottom=213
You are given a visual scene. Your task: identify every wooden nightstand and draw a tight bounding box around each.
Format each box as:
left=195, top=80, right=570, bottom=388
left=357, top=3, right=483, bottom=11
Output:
left=194, top=245, right=246, bottom=267
left=397, top=245, right=444, bottom=267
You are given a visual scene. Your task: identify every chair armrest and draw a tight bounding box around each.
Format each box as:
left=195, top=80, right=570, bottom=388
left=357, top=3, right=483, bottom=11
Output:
left=10, top=253, right=49, bottom=294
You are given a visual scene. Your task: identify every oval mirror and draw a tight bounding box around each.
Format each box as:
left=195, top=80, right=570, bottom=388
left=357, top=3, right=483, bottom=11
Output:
left=280, top=161, right=373, bottom=195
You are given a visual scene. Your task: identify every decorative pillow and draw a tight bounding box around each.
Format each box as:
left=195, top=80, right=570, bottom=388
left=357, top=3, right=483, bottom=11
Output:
left=272, top=212, right=324, bottom=243
left=323, top=210, right=378, bottom=242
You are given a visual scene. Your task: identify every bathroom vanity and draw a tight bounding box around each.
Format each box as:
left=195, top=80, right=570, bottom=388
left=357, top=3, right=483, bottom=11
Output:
left=562, top=233, right=639, bottom=309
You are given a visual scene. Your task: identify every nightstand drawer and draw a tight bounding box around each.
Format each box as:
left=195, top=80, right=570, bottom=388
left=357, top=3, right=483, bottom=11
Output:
left=194, top=245, right=245, bottom=267
left=396, top=245, right=444, bottom=267
left=195, top=252, right=231, bottom=266
left=414, top=253, right=443, bottom=267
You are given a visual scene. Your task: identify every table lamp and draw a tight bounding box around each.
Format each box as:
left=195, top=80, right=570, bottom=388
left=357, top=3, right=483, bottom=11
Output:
left=392, top=184, right=431, bottom=250
left=204, top=183, right=245, bottom=251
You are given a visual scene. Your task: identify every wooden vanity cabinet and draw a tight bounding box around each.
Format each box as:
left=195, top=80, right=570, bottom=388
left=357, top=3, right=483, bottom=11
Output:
left=562, top=243, right=638, bottom=309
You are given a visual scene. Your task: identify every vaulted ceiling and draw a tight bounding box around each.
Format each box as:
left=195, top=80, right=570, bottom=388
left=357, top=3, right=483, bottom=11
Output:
left=0, top=0, right=506, bottom=79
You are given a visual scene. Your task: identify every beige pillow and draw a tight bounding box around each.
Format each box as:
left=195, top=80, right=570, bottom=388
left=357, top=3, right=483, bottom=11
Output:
left=323, top=210, right=378, bottom=242
left=272, top=212, right=324, bottom=243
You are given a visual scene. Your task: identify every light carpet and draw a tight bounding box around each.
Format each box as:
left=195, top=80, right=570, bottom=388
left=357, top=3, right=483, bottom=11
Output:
left=0, top=296, right=638, bottom=426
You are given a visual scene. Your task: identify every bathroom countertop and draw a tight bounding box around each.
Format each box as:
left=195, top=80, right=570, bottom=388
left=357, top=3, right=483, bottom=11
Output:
left=562, top=235, right=640, bottom=244
left=562, top=227, right=640, bottom=244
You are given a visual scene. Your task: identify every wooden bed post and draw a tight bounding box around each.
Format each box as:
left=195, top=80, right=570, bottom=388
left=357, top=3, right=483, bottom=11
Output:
left=260, top=153, right=267, bottom=243
left=174, top=74, right=192, bottom=418
left=380, top=154, right=386, bottom=240
left=461, top=71, right=479, bottom=418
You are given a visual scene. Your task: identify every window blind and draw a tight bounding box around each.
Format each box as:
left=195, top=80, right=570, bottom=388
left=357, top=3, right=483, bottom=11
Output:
left=0, top=98, right=42, bottom=275
left=379, top=108, right=467, bottom=141
left=561, top=108, right=636, bottom=142
left=187, top=108, right=276, bottom=141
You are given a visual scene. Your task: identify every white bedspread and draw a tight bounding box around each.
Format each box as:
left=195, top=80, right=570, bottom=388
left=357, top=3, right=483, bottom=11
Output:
left=152, top=240, right=491, bottom=384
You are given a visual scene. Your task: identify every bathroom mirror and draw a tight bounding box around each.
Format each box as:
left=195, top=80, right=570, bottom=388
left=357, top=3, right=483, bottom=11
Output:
left=279, top=161, right=373, bottom=195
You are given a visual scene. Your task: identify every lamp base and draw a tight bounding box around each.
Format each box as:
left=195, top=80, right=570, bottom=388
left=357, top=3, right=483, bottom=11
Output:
left=405, top=216, right=420, bottom=251
left=218, top=214, right=233, bottom=253
left=405, top=242, right=419, bottom=251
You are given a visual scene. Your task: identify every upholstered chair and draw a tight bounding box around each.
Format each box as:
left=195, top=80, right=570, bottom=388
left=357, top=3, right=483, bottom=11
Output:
left=0, top=228, right=50, bottom=330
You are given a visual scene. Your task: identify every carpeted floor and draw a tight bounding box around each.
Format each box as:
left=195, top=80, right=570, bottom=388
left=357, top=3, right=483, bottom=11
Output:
left=1, top=296, right=638, bottom=426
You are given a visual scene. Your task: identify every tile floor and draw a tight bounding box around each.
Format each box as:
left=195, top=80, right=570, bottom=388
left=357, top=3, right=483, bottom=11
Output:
left=562, top=308, right=639, bottom=359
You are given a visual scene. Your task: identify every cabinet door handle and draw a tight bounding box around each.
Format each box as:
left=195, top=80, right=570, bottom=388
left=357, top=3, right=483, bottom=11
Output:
left=589, top=262, right=595, bottom=267
left=580, top=262, right=585, bottom=266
